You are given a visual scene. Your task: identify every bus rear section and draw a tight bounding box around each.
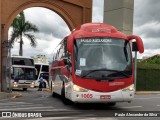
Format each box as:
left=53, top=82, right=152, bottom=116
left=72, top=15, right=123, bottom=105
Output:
left=50, top=23, right=144, bottom=105
left=11, top=56, right=36, bottom=91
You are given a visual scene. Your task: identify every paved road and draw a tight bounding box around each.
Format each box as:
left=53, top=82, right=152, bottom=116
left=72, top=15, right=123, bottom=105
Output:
left=0, top=88, right=160, bottom=120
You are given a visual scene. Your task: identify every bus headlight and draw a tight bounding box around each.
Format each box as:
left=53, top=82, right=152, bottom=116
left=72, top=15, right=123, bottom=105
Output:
left=13, top=84, right=18, bottom=87
left=30, top=82, right=35, bottom=87
left=13, top=82, right=17, bottom=85
left=31, top=82, right=35, bottom=85
left=122, top=84, right=134, bottom=91
left=73, top=84, right=88, bottom=92
left=13, top=82, right=18, bottom=87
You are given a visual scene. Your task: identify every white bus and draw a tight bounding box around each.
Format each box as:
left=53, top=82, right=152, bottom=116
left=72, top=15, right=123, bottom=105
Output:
left=10, top=56, right=36, bottom=91
left=34, top=63, right=49, bottom=88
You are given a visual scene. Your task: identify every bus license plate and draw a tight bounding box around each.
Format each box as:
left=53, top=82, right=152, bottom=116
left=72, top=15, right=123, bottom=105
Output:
left=100, top=95, right=111, bottom=100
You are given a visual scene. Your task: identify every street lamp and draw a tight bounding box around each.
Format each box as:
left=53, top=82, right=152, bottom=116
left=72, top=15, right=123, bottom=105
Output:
left=132, top=42, right=138, bottom=92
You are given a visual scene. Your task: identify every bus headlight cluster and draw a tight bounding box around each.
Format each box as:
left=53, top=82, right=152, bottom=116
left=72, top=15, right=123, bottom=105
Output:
left=73, top=84, right=88, bottom=92
left=13, top=82, right=17, bottom=85
left=122, top=84, right=134, bottom=91
left=31, top=82, right=35, bottom=85
left=13, top=82, right=18, bottom=87
left=30, top=82, right=35, bottom=87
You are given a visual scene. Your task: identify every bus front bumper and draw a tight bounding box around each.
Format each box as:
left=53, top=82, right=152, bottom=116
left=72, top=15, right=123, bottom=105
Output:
left=11, top=82, right=35, bottom=88
left=70, top=89, right=134, bottom=103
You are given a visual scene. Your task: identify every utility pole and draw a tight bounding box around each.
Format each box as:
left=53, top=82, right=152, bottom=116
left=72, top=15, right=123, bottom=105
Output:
left=1, top=24, right=8, bottom=91
left=132, top=42, right=138, bottom=92
left=134, top=51, right=137, bottom=92
left=7, top=41, right=12, bottom=92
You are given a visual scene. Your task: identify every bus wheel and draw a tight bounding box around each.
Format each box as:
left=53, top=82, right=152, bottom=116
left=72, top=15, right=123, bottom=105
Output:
left=107, top=102, right=116, bottom=106
left=52, top=92, right=57, bottom=97
left=23, top=88, right=27, bottom=91
left=61, top=85, right=72, bottom=105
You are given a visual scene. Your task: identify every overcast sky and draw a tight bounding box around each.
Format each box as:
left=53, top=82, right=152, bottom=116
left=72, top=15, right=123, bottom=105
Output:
left=9, top=0, right=104, bottom=60
left=9, top=0, right=160, bottom=59
left=133, top=0, right=160, bottom=58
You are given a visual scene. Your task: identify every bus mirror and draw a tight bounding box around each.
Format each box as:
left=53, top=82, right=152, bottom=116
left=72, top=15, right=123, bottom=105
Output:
left=127, top=35, right=144, bottom=53
left=132, top=42, right=138, bottom=52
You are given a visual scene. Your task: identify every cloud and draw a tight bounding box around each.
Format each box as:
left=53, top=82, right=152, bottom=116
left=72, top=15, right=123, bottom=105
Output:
left=24, top=7, right=70, bottom=39
left=134, top=21, right=160, bottom=38
left=92, top=0, right=104, bottom=22
left=134, top=0, right=160, bottom=58
left=10, top=1, right=104, bottom=58
left=11, top=36, right=61, bottom=57
left=134, top=0, right=160, bottom=37
left=134, top=21, right=160, bottom=50
left=134, top=0, right=160, bottom=27
left=12, top=0, right=160, bottom=60
left=10, top=7, right=70, bottom=57
left=137, top=49, right=160, bottom=59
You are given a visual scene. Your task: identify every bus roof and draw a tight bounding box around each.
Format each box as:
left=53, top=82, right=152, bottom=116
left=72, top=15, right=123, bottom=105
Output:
left=67, top=23, right=129, bottom=53
left=11, top=56, right=34, bottom=59
left=70, top=23, right=127, bottom=39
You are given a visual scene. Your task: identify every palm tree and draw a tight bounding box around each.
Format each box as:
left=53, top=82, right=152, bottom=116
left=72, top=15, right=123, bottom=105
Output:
left=10, top=11, right=39, bottom=56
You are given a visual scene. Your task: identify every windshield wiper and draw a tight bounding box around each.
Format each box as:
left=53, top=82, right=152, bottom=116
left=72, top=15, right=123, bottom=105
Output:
left=81, top=68, right=130, bottom=78
left=106, top=69, right=130, bottom=78
left=81, top=68, right=108, bottom=78
left=95, top=76, right=115, bottom=82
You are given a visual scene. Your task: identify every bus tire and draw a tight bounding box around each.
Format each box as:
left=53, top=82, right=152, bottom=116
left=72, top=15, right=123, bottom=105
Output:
left=52, top=92, right=57, bottom=97
left=61, top=84, right=72, bottom=105
left=23, top=88, right=27, bottom=91
left=107, top=102, right=116, bottom=106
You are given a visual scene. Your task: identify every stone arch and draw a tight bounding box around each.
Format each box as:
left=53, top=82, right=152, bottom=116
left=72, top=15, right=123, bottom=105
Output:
left=5, top=1, right=76, bottom=36
left=0, top=0, right=92, bottom=91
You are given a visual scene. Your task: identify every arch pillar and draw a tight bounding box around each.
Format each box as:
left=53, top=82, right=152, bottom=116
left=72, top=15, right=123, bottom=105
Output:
left=103, top=0, right=134, bottom=35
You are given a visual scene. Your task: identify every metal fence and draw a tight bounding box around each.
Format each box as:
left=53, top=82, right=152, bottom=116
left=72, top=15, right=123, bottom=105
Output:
left=137, top=68, right=160, bottom=91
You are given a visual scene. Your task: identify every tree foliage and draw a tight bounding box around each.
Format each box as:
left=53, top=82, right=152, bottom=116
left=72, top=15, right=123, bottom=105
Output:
left=9, top=11, right=39, bottom=56
left=140, top=55, right=160, bottom=64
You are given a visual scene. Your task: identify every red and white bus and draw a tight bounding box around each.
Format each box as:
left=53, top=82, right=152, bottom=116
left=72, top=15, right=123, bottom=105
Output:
left=49, top=23, right=144, bottom=105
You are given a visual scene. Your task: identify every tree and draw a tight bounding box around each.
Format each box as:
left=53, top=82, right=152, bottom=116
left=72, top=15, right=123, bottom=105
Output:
left=10, top=11, right=39, bottom=56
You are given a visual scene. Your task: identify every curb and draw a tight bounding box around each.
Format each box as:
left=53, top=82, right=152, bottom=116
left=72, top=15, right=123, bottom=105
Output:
left=136, top=91, right=160, bottom=95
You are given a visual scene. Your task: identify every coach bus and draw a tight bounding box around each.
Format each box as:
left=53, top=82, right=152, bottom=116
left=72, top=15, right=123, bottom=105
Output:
left=10, top=56, right=36, bottom=91
left=34, top=63, right=49, bottom=88
left=49, top=23, right=144, bottom=105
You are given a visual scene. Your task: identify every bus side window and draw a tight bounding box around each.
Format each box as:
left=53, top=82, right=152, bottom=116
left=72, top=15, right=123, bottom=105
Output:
left=63, top=38, right=71, bottom=61
left=59, top=45, right=64, bottom=59
left=55, top=49, right=59, bottom=60
left=64, top=38, right=67, bottom=57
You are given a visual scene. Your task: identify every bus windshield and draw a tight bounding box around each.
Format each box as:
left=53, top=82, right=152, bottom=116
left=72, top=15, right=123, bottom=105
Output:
left=74, top=37, right=132, bottom=79
left=12, top=67, right=36, bottom=80
left=41, top=65, right=49, bottom=72
left=12, top=58, right=34, bottom=66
